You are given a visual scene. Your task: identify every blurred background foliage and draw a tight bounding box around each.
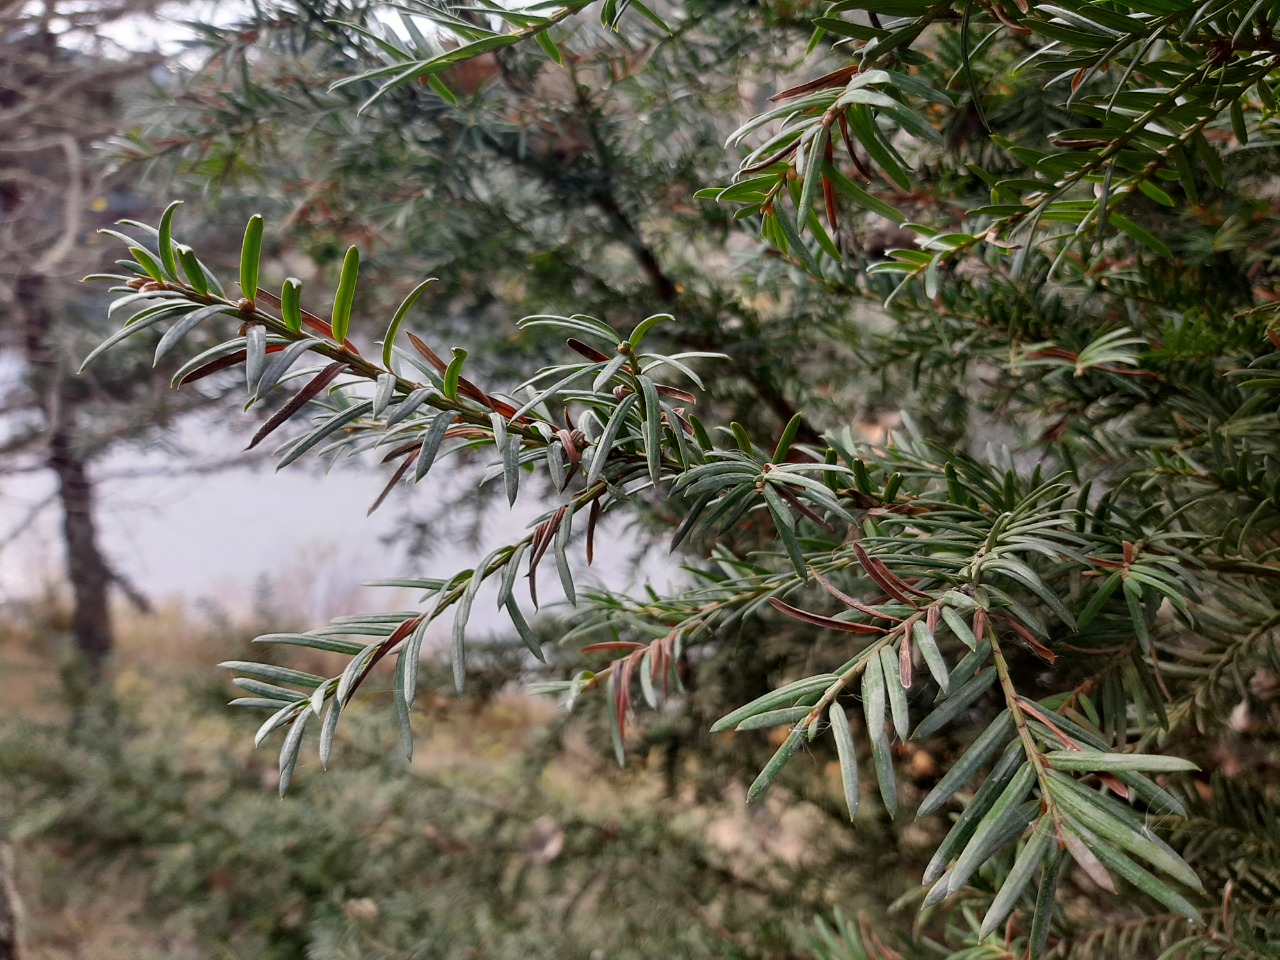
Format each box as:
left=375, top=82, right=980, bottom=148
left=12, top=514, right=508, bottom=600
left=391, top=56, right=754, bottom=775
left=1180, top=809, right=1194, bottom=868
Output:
left=1, top=590, right=917, bottom=960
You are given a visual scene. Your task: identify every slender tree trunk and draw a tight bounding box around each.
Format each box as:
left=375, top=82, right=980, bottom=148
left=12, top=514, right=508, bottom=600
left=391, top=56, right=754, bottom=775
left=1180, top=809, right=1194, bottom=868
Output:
left=18, top=273, right=115, bottom=677
left=47, top=420, right=114, bottom=673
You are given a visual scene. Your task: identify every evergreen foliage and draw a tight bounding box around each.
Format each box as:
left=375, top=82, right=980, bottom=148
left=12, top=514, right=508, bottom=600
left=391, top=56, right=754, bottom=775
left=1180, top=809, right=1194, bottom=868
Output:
left=85, top=1, right=1279, bottom=956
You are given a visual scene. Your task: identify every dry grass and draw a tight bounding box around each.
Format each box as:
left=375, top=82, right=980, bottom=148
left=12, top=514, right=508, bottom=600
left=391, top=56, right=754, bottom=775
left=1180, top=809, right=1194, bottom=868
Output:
left=0, top=630, right=64, bottom=727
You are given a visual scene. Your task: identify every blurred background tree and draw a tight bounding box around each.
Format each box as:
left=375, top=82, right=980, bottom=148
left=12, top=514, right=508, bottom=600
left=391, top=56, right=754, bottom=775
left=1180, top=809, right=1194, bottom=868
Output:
left=0, top=1, right=254, bottom=694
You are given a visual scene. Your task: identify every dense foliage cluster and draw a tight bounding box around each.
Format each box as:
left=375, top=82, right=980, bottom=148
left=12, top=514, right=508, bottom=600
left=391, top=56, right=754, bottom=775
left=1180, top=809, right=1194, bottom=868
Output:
left=86, top=1, right=1279, bottom=957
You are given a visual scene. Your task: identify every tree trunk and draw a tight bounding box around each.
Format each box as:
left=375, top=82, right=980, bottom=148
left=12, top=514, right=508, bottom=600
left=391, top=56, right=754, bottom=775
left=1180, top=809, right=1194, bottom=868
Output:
left=18, top=272, right=115, bottom=677
left=47, top=419, right=114, bottom=674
